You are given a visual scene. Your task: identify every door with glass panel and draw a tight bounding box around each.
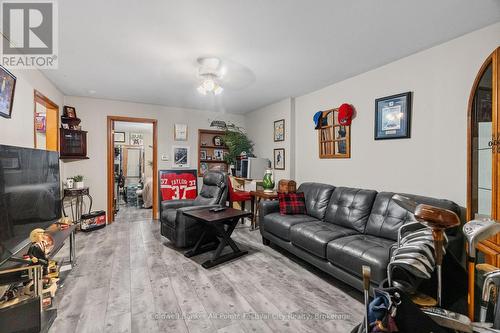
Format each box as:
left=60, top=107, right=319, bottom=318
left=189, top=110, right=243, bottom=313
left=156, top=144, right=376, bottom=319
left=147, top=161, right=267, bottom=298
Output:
left=468, top=47, right=500, bottom=265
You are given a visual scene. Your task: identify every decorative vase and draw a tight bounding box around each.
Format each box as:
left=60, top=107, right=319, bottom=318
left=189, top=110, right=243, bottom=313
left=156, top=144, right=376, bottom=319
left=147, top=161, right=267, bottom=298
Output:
left=262, top=169, right=275, bottom=193
left=76, top=181, right=84, bottom=189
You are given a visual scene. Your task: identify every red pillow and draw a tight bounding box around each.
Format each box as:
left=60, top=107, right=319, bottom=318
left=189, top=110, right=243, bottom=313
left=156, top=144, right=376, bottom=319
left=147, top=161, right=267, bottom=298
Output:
left=278, top=192, right=306, bottom=215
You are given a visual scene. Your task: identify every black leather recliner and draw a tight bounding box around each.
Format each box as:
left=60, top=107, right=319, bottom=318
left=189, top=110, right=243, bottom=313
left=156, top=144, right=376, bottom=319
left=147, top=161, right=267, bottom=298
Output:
left=160, top=171, right=228, bottom=248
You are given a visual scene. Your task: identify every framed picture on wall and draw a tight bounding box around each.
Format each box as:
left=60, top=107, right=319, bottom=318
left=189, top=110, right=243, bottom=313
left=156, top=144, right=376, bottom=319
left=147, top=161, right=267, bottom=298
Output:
left=174, top=123, right=188, bottom=141
left=374, top=92, right=412, bottom=140
left=172, top=146, right=190, bottom=168
left=130, top=132, right=144, bottom=146
left=0, top=65, right=16, bottom=119
left=274, top=148, right=285, bottom=170
left=114, top=131, right=125, bottom=143
left=274, top=119, right=285, bottom=142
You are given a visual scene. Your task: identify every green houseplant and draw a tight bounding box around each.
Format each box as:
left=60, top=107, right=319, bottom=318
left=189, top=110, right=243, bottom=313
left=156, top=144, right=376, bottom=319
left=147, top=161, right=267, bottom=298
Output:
left=73, top=175, right=84, bottom=189
left=222, top=124, right=254, bottom=167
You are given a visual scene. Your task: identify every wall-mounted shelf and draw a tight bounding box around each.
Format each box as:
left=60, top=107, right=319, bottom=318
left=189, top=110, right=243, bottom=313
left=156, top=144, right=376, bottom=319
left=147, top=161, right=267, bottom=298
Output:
left=318, top=108, right=350, bottom=159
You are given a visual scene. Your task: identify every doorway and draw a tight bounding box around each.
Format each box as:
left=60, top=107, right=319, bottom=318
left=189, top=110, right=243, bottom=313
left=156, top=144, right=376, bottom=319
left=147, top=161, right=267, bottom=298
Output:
left=107, top=116, right=158, bottom=223
left=34, top=90, right=59, bottom=151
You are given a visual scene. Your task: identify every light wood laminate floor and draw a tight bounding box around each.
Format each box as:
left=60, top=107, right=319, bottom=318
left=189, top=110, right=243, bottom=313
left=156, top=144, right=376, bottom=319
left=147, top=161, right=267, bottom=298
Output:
left=49, top=207, right=363, bottom=332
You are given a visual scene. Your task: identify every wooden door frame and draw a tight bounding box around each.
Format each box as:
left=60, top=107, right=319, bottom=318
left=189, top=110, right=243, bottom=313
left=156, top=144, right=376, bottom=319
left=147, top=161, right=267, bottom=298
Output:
left=466, top=46, right=499, bottom=319
left=107, top=116, right=158, bottom=223
left=33, top=90, right=59, bottom=150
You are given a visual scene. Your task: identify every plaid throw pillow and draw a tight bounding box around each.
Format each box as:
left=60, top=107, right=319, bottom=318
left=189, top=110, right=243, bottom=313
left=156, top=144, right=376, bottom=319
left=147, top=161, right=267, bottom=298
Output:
left=278, top=192, right=306, bottom=215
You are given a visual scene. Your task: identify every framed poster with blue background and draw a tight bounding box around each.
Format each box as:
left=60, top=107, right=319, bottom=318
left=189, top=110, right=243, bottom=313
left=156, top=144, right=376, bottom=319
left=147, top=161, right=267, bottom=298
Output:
left=374, top=92, right=412, bottom=140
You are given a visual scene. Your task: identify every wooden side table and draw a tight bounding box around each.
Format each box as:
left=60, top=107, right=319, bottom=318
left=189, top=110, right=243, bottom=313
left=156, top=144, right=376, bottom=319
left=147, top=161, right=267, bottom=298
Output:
left=250, top=190, right=278, bottom=230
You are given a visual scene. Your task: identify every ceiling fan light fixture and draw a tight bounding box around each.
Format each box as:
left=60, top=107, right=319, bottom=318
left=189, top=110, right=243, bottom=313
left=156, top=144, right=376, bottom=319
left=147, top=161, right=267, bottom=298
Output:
left=214, top=85, right=223, bottom=95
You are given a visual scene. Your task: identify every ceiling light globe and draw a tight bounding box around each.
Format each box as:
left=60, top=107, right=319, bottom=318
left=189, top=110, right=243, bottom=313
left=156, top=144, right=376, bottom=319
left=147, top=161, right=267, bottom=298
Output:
left=214, top=86, right=223, bottom=95
left=203, top=79, right=215, bottom=91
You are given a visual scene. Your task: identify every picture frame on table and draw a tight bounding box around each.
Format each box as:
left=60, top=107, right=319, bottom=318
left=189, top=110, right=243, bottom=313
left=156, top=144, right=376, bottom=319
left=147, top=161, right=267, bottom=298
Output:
left=274, top=119, right=285, bottom=142
left=0, top=65, right=16, bottom=119
left=174, top=123, right=188, bottom=141
left=63, top=105, right=77, bottom=118
left=374, top=92, right=412, bottom=140
left=172, top=146, right=190, bottom=168
left=214, top=149, right=224, bottom=161
left=200, top=150, right=207, bottom=160
left=114, top=131, right=125, bottom=143
left=274, top=148, right=285, bottom=170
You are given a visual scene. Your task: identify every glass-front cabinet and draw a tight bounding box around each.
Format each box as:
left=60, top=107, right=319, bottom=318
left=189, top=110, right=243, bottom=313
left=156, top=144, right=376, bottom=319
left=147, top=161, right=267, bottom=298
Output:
left=468, top=47, right=500, bottom=265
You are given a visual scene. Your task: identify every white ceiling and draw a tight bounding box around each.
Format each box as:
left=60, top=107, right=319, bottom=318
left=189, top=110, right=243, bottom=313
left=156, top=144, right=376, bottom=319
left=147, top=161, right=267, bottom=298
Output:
left=43, top=0, right=500, bottom=114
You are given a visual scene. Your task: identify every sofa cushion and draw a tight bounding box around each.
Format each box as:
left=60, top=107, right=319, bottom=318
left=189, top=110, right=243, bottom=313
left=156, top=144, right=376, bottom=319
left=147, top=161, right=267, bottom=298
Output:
left=278, top=192, right=306, bottom=215
left=297, top=182, right=335, bottom=220
left=324, top=187, right=378, bottom=232
left=364, top=192, right=416, bottom=241
left=290, top=221, right=357, bottom=258
left=365, top=192, right=463, bottom=240
left=326, top=234, right=394, bottom=284
left=261, top=212, right=318, bottom=241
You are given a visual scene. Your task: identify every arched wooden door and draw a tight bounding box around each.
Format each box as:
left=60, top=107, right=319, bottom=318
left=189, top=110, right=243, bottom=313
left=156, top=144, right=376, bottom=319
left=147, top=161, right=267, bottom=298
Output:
left=467, top=47, right=500, bottom=264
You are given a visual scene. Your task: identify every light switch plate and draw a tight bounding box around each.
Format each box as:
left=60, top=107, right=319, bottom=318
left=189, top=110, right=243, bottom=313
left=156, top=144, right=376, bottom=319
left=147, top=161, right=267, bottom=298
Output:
left=161, top=154, right=169, bottom=161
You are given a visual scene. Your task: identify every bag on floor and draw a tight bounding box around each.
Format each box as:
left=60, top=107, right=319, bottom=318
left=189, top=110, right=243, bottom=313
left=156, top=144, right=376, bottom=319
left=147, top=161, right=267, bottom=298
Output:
left=80, top=210, right=106, bottom=231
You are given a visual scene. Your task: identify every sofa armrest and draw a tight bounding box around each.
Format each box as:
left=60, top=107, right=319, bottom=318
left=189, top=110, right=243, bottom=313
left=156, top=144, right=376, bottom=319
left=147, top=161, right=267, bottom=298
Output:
left=161, top=199, right=194, bottom=212
left=260, top=200, right=280, bottom=217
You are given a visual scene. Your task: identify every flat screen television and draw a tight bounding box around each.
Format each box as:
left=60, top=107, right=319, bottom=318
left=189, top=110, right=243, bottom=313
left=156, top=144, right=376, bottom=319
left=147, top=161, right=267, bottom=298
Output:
left=0, top=145, right=61, bottom=265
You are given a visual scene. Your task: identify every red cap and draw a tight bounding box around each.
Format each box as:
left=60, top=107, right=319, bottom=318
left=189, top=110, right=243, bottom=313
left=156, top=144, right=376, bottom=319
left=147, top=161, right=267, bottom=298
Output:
left=338, top=103, right=353, bottom=126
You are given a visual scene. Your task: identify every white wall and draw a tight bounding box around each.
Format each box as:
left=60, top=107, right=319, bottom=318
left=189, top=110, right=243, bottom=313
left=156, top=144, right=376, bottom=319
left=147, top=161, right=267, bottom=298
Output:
left=62, top=96, right=246, bottom=212
left=293, top=22, right=500, bottom=206
left=0, top=41, right=64, bottom=147
left=245, top=98, right=294, bottom=181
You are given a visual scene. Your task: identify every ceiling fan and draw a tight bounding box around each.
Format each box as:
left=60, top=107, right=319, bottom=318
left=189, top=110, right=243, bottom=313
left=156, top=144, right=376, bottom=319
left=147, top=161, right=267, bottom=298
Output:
left=197, top=57, right=224, bottom=95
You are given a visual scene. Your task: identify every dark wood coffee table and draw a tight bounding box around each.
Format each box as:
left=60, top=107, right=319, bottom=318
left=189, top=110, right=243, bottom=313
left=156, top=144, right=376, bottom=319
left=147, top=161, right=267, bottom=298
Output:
left=183, top=207, right=252, bottom=268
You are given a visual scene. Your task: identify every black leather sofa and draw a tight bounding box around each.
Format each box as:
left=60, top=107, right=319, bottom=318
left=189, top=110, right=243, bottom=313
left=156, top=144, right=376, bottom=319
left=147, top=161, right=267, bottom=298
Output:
left=259, top=183, right=463, bottom=292
left=160, top=171, right=228, bottom=248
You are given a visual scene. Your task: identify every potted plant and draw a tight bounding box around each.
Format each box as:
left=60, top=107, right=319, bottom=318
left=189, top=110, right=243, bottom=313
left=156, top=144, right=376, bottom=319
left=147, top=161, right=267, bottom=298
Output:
left=222, top=124, right=254, bottom=174
left=73, top=175, right=84, bottom=189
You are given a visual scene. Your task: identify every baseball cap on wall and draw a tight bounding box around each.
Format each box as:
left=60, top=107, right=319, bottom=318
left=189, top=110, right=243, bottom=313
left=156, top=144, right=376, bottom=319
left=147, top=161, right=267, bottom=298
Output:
left=313, top=111, right=323, bottom=129
left=338, top=103, right=354, bottom=126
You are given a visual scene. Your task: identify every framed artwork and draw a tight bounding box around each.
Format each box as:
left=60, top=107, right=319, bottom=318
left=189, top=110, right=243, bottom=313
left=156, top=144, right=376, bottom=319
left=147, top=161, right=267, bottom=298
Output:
left=172, top=146, right=190, bottom=168
left=200, top=150, right=207, bottom=160
left=130, top=133, right=144, bottom=146
left=63, top=105, right=77, bottom=118
left=114, top=131, right=125, bottom=143
left=159, top=169, right=198, bottom=201
left=0, top=66, right=16, bottom=118
left=274, top=148, right=285, bottom=170
left=274, top=119, right=285, bottom=142
left=174, top=123, right=188, bottom=141
left=375, top=92, right=412, bottom=140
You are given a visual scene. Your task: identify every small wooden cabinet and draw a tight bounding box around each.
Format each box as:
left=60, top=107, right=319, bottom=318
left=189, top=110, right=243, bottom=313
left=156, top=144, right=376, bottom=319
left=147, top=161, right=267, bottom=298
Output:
left=59, top=128, right=88, bottom=159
